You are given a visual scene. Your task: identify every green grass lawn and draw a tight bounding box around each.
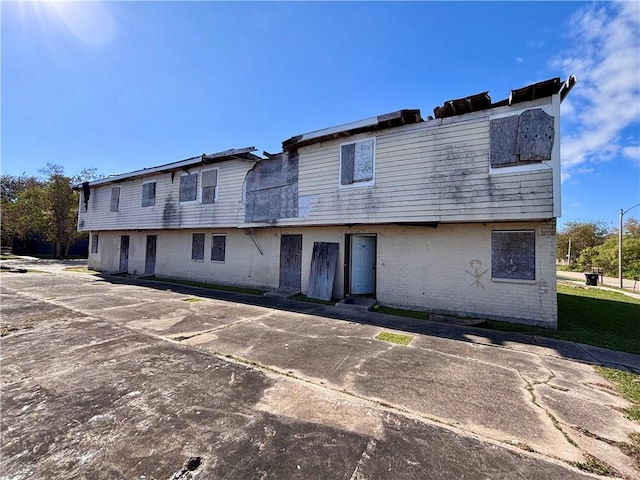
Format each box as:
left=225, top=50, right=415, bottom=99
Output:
left=481, top=284, right=640, bottom=354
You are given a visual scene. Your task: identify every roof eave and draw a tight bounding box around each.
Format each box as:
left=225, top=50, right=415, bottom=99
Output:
left=78, top=147, right=260, bottom=188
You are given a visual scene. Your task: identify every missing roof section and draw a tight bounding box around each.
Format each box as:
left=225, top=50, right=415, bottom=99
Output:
left=433, top=75, right=576, bottom=119
left=282, top=109, right=423, bottom=152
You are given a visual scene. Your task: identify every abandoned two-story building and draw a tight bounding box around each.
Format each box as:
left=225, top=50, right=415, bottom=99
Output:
left=78, top=76, right=575, bottom=327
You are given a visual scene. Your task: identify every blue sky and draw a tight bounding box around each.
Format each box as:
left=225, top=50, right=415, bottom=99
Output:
left=2, top=1, right=639, bottom=229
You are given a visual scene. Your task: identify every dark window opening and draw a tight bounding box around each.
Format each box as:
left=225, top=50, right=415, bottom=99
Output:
left=180, top=174, right=198, bottom=202
left=191, top=233, right=205, bottom=261
left=110, top=187, right=120, bottom=212
left=211, top=234, right=226, bottom=262
left=142, top=182, right=156, bottom=207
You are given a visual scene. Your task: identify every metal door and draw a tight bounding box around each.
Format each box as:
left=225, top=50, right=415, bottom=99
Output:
left=119, top=235, right=130, bottom=273
left=350, top=235, right=376, bottom=295
left=279, top=234, right=302, bottom=289
left=144, top=235, right=157, bottom=275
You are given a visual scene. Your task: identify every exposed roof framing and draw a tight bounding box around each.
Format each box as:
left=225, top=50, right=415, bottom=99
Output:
left=433, top=75, right=576, bottom=119
left=282, top=109, right=423, bottom=152
left=80, top=147, right=261, bottom=187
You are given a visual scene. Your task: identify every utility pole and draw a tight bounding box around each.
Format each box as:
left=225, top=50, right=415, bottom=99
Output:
left=567, top=238, right=571, bottom=265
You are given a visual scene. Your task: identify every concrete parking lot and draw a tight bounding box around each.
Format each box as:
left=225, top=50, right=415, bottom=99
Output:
left=1, top=259, right=639, bottom=479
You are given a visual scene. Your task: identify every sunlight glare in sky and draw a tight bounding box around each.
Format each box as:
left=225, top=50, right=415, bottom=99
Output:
left=20, top=0, right=116, bottom=47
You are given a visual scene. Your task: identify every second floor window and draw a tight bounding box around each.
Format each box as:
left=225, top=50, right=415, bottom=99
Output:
left=142, top=182, right=156, bottom=207
left=340, top=138, right=375, bottom=187
left=110, top=187, right=120, bottom=212
left=180, top=173, right=198, bottom=202
left=201, top=169, right=218, bottom=204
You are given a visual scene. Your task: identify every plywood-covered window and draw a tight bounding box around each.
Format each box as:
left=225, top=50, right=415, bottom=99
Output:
left=191, top=233, right=205, bottom=261
left=179, top=173, right=198, bottom=202
left=91, top=234, right=99, bottom=254
left=211, top=234, right=226, bottom=262
left=201, top=169, right=218, bottom=204
left=142, top=182, right=156, bottom=207
left=340, top=138, right=375, bottom=187
left=491, top=230, right=535, bottom=281
left=110, top=187, right=120, bottom=212
left=490, top=109, right=554, bottom=168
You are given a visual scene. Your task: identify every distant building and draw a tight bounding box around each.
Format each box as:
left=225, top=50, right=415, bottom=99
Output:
left=78, top=76, right=575, bottom=328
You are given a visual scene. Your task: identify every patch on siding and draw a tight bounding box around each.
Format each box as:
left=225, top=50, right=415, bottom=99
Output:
left=490, top=108, right=554, bottom=168
left=244, top=151, right=298, bottom=222
left=298, top=195, right=314, bottom=217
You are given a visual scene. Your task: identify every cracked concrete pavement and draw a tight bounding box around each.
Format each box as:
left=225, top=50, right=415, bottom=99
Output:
left=1, top=259, right=639, bottom=479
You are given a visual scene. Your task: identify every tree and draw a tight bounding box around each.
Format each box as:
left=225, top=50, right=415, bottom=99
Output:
left=576, top=219, right=640, bottom=279
left=1, top=164, right=102, bottom=257
left=556, top=221, right=609, bottom=265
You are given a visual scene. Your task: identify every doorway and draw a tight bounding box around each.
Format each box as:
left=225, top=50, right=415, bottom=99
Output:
left=145, top=235, right=157, bottom=275
left=346, top=234, right=376, bottom=296
left=119, top=235, right=130, bottom=273
left=279, top=234, right=302, bottom=290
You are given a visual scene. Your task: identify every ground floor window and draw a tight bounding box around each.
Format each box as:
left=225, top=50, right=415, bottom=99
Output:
left=491, top=230, right=535, bottom=281
left=91, top=234, right=99, bottom=254
left=191, top=233, right=205, bottom=261
left=211, top=234, right=226, bottom=262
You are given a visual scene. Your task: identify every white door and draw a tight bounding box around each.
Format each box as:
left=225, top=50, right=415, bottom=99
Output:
left=351, top=235, right=376, bottom=295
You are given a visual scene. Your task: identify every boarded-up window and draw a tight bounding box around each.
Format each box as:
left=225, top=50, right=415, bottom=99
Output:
left=340, top=138, right=375, bottom=185
left=491, top=231, right=535, bottom=281
left=490, top=109, right=554, bottom=168
left=202, top=169, right=218, bottom=204
left=191, top=233, right=205, bottom=261
left=91, top=234, right=99, bottom=254
left=211, top=234, right=226, bottom=262
left=142, top=182, right=156, bottom=207
left=179, top=174, right=198, bottom=202
left=110, top=187, right=120, bottom=212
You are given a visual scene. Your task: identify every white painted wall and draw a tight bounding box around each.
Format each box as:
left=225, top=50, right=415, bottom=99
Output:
left=89, top=220, right=557, bottom=327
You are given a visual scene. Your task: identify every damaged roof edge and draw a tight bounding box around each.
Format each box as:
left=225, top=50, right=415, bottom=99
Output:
left=433, top=75, right=576, bottom=119
left=78, top=147, right=261, bottom=188
left=282, top=109, right=423, bottom=151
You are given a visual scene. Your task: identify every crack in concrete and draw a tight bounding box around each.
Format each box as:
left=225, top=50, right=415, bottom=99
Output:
left=347, top=438, right=376, bottom=480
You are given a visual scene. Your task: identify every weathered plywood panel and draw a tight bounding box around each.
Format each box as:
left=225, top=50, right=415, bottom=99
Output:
left=307, top=242, right=339, bottom=300
left=279, top=234, right=302, bottom=289
left=491, top=230, right=536, bottom=280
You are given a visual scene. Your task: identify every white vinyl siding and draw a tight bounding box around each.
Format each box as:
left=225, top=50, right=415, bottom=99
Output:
left=283, top=99, right=556, bottom=227
left=78, top=159, right=256, bottom=231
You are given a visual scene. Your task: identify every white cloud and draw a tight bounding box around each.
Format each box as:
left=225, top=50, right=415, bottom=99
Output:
left=622, top=145, right=640, bottom=165
left=516, top=57, right=525, bottom=64
left=552, top=1, right=640, bottom=181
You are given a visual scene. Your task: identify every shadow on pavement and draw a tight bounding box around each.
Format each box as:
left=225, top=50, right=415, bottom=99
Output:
left=95, top=274, right=640, bottom=372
